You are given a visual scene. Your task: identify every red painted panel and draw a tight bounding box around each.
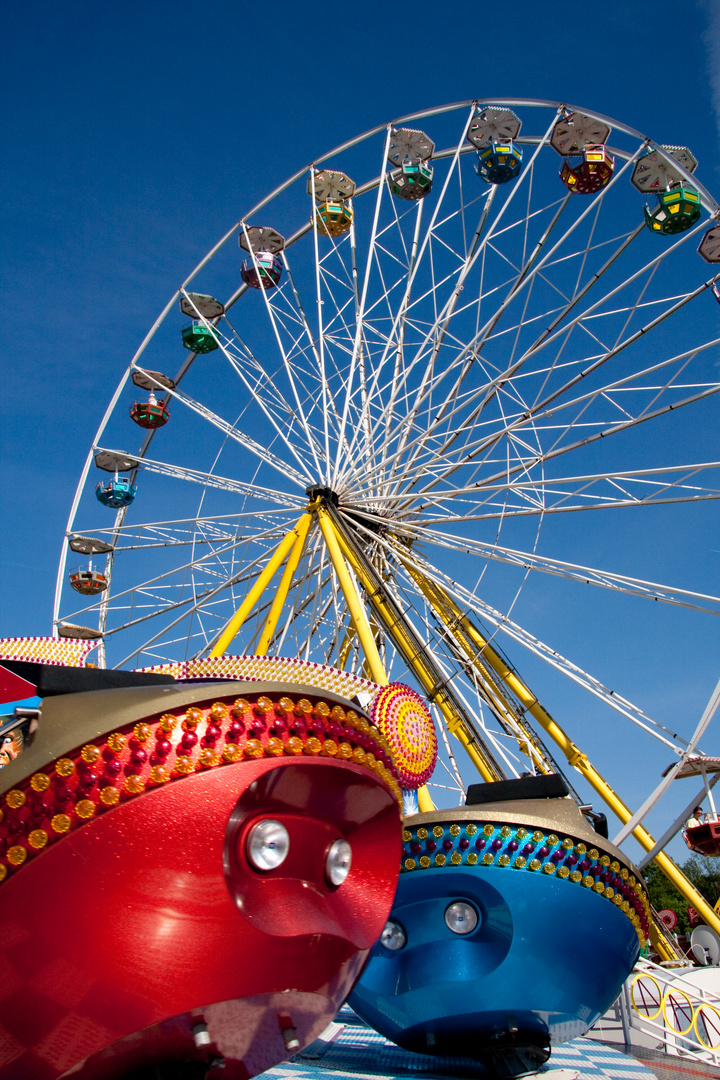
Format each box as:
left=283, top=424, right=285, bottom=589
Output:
left=0, top=756, right=400, bottom=1079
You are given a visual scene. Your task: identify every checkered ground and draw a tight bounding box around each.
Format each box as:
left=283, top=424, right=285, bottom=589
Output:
left=261, top=1008, right=657, bottom=1080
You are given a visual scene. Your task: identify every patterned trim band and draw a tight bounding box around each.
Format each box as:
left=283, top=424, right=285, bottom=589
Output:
left=0, top=693, right=402, bottom=885
left=401, top=819, right=650, bottom=946
left=0, top=636, right=94, bottom=667
left=139, top=654, right=382, bottom=697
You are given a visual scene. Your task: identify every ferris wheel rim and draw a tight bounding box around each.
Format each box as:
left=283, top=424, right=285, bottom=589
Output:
left=53, top=97, right=720, bottom=842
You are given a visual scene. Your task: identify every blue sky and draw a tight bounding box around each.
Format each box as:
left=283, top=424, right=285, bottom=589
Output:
left=2, top=0, right=720, bottom=864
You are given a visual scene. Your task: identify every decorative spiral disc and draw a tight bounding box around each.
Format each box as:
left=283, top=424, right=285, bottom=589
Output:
left=369, top=684, right=437, bottom=789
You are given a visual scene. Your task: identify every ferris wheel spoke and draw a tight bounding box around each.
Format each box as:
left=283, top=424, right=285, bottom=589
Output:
left=308, top=171, right=336, bottom=482
left=387, top=535, right=688, bottom=750
left=357, top=251, right=632, bottom=495
left=407, top=107, right=565, bottom=405
left=368, top=198, right=580, bottom=491
left=345, top=505, right=720, bottom=617
left=354, top=253, right=412, bottom=391
left=400, top=329, right=720, bottom=510
left=528, top=309, right=720, bottom=425
left=381, top=201, right=505, bottom=490
left=393, top=254, right=661, bottom=491
left=386, top=156, right=650, bottom=479
left=113, top=587, right=236, bottom=670
left=280, top=253, right=357, bottom=462
left=355, top=231, right=428, bottom=375
left=405, top=457, right=720, bottom=517
left=409, top=475, right=720, bottom=526
left=110, top=539, right=309, bottom=669
left=137, top=378, right=314, bottom=486
left=91, top=450, right=307, bottom=505
left=492, top=376, right=720, bottom=488
left=370, top=225, right=516, bottom=453
left=350, top=203, right=429, bottom=475
left=339, top=111, right=479, bottom=483
left=501, top=225, right=715, bottom=406
left=62, top=517, right=292, bottom=630
left=468, top=147, right=645, bottom=356
left=331, top=125, right=396, bottom=483
left=67, top=506, right=297, bottom=553
left=215, top=317, right=293, bottom=414
left=239, top=225, right=327, bottom=479
left=398, top=519, right=720, bottom=615
left=192, top=328, right=326, bottom=480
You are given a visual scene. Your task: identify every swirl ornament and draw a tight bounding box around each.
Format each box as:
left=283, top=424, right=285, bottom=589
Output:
left=369, top=684, right=437, bottom=789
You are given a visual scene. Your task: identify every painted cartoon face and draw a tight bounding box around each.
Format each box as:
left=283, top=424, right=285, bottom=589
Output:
left=0, top=729, right=23, bottom=768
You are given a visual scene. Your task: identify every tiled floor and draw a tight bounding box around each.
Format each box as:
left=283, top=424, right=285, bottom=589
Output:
left=262, top=1010, right=658, bottom=1080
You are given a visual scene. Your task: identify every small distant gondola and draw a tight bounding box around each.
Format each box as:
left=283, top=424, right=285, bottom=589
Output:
left=665, top=756, right=720, bottom=857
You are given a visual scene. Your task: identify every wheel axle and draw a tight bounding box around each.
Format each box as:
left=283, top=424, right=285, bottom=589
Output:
left=306, top=485, right=339, bottom=505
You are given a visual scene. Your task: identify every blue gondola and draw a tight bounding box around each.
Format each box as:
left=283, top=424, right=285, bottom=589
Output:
left=475, top=141, right=523, bottom=185
left=95, top=477, right=137, bottom=509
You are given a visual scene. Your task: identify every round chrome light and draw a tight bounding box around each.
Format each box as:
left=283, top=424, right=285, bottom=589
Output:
left=246, top=819, right=290, bottom=871
left=444, top=900, right=478, bottom=935
left=325, top=838, right=352, bottom=886
left=380, top=919, right=406, bottom=951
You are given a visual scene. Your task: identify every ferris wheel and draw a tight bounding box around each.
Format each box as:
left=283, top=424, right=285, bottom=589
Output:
left=54, top=98, right=720, bottom=841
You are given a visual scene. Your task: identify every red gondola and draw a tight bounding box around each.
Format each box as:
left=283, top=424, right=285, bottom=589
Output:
left=664, top=755, right=720, bottom=857
left=684, top=816, right=720, bottom=856
left=130, top=391, right=170, bottom=429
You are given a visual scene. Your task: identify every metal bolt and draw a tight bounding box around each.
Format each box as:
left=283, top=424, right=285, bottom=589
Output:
left=281, top=1026, right=300, bottom=1052
left=192, top=1022, right=211, bottom=1048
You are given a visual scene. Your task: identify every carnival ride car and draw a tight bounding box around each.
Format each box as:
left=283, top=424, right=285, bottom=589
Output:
left=0, top=649, right=403, bottom=1079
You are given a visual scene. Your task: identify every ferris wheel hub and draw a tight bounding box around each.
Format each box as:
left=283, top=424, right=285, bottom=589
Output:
left=306, top=484, right=340, bottom=505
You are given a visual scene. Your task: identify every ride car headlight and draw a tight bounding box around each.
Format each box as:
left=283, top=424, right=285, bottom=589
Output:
left=444, top=900, right=478, bottom=935
left=247, top=819, right=290, bottom=871
left=325, top=838, right=352, bottom=886
left=380, top=919, right=406, bottom=951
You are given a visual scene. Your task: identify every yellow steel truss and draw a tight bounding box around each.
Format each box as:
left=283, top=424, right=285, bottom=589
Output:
left=401, top=555, right=559, bottom=779
left=396, top=555, right=720, bottom=954
left=207, top=497, right=716, bottom=955
left=323, top=507, right=507, bottom=784
left=256, top=513, right=312, bottom=655
left=315, top=503, right=388, bottom=687
left=210, top=513, right=313, bottom=657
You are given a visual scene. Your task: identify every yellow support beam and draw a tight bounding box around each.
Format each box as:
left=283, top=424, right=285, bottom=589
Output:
left=338, top=624, right=356, bottom=670
left=210, top=513, right=313, bottom=657
left=327, top=514, right=503, bottom=783
left=314, top=506, right=436, bottom=809
left=335, top=602, right=435, bottom=811
left=401, top=560, right=720, bottom=951
left=417, top=786, right=435, bottom=813
left=255, top=513, right=312, bottom=655
left=405, top=562, right=557, bottom=776
left=315, top=505, right=388, bottom=687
